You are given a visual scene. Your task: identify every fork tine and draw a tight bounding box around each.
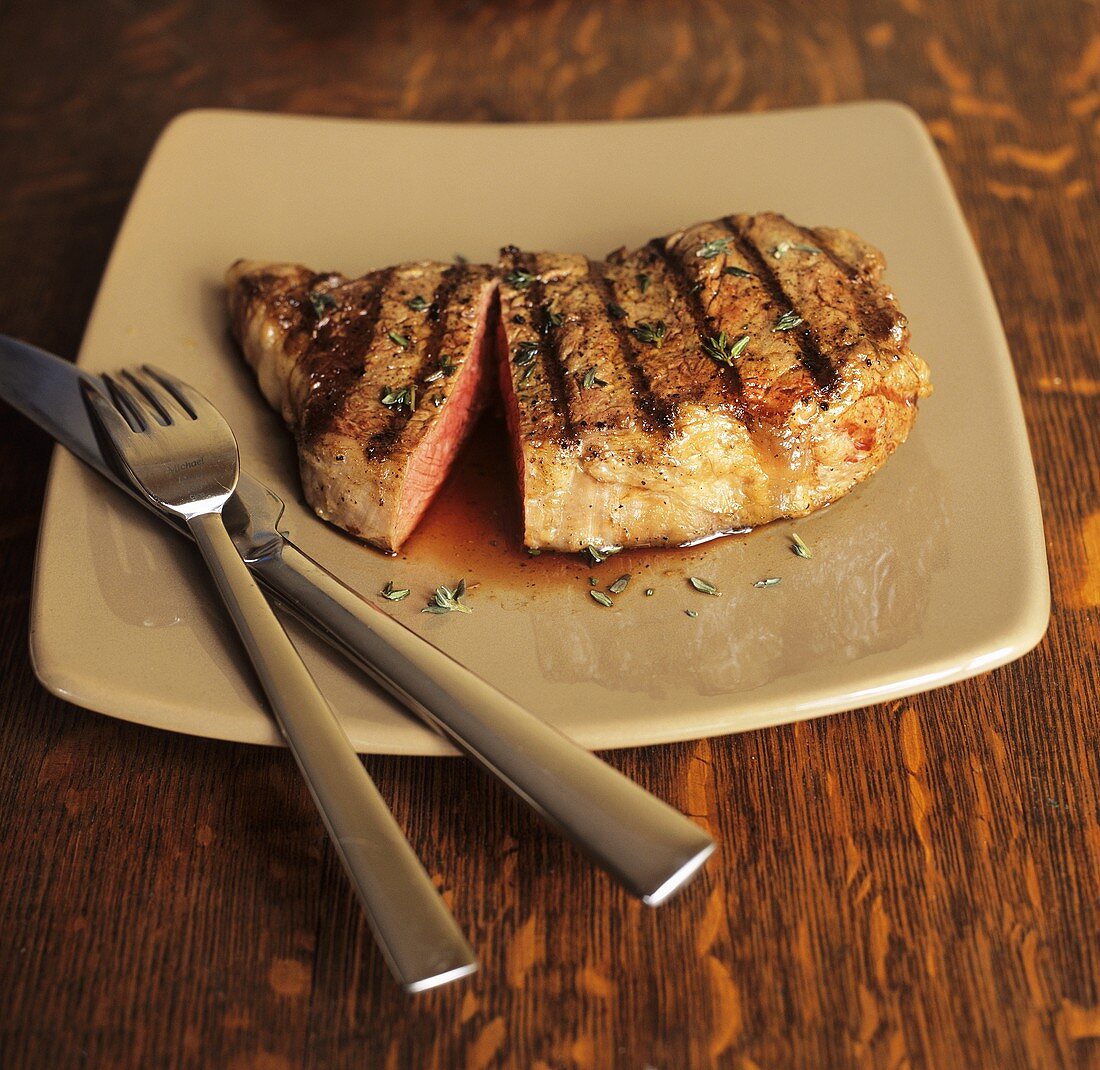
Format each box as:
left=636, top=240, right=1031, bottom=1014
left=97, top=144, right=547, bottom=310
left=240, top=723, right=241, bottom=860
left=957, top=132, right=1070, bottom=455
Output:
left=105, top=371, right=160, bottom=433
left=83, top=378, right=140, bottom=446
left=141, top=365, right=204, bottom=421
left=122, top=367, right=175, bottom=425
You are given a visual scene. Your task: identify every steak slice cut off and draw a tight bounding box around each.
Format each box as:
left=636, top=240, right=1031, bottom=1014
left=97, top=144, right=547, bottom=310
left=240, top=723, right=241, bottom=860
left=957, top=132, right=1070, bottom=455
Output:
left=497, top=213, right=933, bottom=552
left=227, top=258, right=497, bottom=552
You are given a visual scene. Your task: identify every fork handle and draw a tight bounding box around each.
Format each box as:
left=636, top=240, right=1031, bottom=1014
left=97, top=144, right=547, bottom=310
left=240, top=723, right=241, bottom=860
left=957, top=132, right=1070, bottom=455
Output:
left=187, top=511, right=477, bottom=993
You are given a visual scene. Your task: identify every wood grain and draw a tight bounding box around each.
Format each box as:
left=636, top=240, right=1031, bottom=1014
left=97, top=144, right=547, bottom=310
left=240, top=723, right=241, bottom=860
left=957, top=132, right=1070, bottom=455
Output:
left=1, top=1, right=1099, bottom=1067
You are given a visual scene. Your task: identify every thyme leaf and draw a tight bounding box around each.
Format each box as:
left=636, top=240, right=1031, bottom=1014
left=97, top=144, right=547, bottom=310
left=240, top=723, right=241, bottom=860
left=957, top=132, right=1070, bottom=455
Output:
left=388, top=329, right=410, bottom=349
left=422, top=579, right=472, bottom=615
left=645, top=588, right=655, bottom=597
left=590, top=590, right=614, bottom=607
left=583, top=544, right=623, bottom=565
left=543, top=306, right=564, bottom=329
left=703, top=332, right=751, bottom=366
left=689, top=576, right=720, bottom=596
left=609, top=574, right=631, bottom=595
left=753, top=577, right=782, bottom=588
left=773, top=311, right=804, bottom=332
left=423, top=356, right=457, bottom=383
left=771, top=241, right=819, bottom=260
left=723, top=266, right=756, bottom=278
left=380, top=384, right=416, bottom=411
left=308, top=290, right=337, bottom=318
left=697, top=237, right=733, bottom=259
left=630, top=320, right=666, bottom=348
left=505, top=268, right=534, bottom=290
left=582, top=366, right=608, bottom=389
left=380, top=581, right=410, bottom=602
left=406, top=295, right=429, bottom=312
left=513, top=340, right=540, bottom=366
left=791, top=533, right=813, bottom=559
left=685, top=609, right=699, bottom=618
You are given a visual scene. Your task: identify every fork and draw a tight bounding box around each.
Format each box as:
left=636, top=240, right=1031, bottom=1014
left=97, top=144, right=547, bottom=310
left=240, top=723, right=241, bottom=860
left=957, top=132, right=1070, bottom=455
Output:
left=83, top=365, right=477, bottom=993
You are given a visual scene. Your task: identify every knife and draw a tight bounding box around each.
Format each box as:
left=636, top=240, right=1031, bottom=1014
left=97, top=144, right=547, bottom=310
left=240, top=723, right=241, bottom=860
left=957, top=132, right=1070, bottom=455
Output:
left=0, top=334, right=715, bottom=906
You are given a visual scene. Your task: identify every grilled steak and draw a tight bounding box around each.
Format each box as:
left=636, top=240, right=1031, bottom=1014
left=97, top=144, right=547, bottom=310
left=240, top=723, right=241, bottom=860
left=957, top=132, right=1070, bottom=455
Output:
left=497, top=213, right=932, bottom=551
left=226, top=258, right=497, bottom=551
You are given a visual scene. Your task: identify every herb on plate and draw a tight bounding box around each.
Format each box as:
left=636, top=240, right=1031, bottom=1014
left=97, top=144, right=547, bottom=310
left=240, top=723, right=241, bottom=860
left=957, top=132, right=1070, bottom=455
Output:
left=422, top=579, right=472, bottom=615
left=609, top=574, right=631, bottom=595
left=791, top=533, right=813, bottom=559
left=689, top=576, right=720, bottom=596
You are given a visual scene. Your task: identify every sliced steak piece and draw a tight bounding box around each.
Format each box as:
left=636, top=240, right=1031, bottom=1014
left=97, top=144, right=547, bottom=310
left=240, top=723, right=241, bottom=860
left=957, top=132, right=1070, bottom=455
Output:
left=497, top=213, right=932, bottom=552
left=227, top=258, right=497, bottom=551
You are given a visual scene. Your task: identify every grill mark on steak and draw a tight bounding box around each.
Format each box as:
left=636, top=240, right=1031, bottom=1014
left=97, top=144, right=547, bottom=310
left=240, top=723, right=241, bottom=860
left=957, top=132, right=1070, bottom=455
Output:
left=365, top=266, right=460, bottom=459
left=299, top=266, right=394, bottom=445
left=722, top=217, right=838, bottom=391
left=646, top=237, right=746, bottom=404
left=585, top=262, right=674, bottom=435
left=514, top=250, right=577, bottom=446
left=804, top=225, right=904, bottom=346
left=800, top=225, right=858, bottom=280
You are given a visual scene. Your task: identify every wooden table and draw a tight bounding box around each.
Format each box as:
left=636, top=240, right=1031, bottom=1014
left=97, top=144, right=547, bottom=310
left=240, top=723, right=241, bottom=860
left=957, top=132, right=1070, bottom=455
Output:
left=2, top=3, right=1097, bottom=1067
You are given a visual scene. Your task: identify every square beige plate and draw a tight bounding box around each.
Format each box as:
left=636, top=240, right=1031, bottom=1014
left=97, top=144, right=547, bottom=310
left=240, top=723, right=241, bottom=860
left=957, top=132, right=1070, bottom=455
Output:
left=30, top=104, right=1049, bottom=756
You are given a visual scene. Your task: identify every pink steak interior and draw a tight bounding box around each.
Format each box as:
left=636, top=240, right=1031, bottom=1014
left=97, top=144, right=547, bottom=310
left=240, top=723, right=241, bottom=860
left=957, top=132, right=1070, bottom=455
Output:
left=391, top=284, right=499, bottom=547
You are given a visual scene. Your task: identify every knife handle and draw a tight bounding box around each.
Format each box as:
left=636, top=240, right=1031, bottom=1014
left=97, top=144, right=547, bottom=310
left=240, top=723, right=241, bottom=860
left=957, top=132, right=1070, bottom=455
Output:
left=252, top=541, right=715, bottom=905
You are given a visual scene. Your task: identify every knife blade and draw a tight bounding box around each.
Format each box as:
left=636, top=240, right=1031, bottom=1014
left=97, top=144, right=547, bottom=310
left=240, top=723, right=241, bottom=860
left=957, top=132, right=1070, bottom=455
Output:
left=0, top=333, right=714, bottom=905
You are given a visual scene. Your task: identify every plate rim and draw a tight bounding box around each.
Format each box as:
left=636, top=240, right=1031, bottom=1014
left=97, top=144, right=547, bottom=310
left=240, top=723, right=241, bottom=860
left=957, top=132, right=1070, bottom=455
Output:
left=29, top=102, right=1051, bottom=754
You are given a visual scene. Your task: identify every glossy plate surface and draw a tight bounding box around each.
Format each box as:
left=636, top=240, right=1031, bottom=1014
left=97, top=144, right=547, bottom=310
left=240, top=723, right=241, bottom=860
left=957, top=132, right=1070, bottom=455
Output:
left=31, top=105, right=1049, bottom=755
